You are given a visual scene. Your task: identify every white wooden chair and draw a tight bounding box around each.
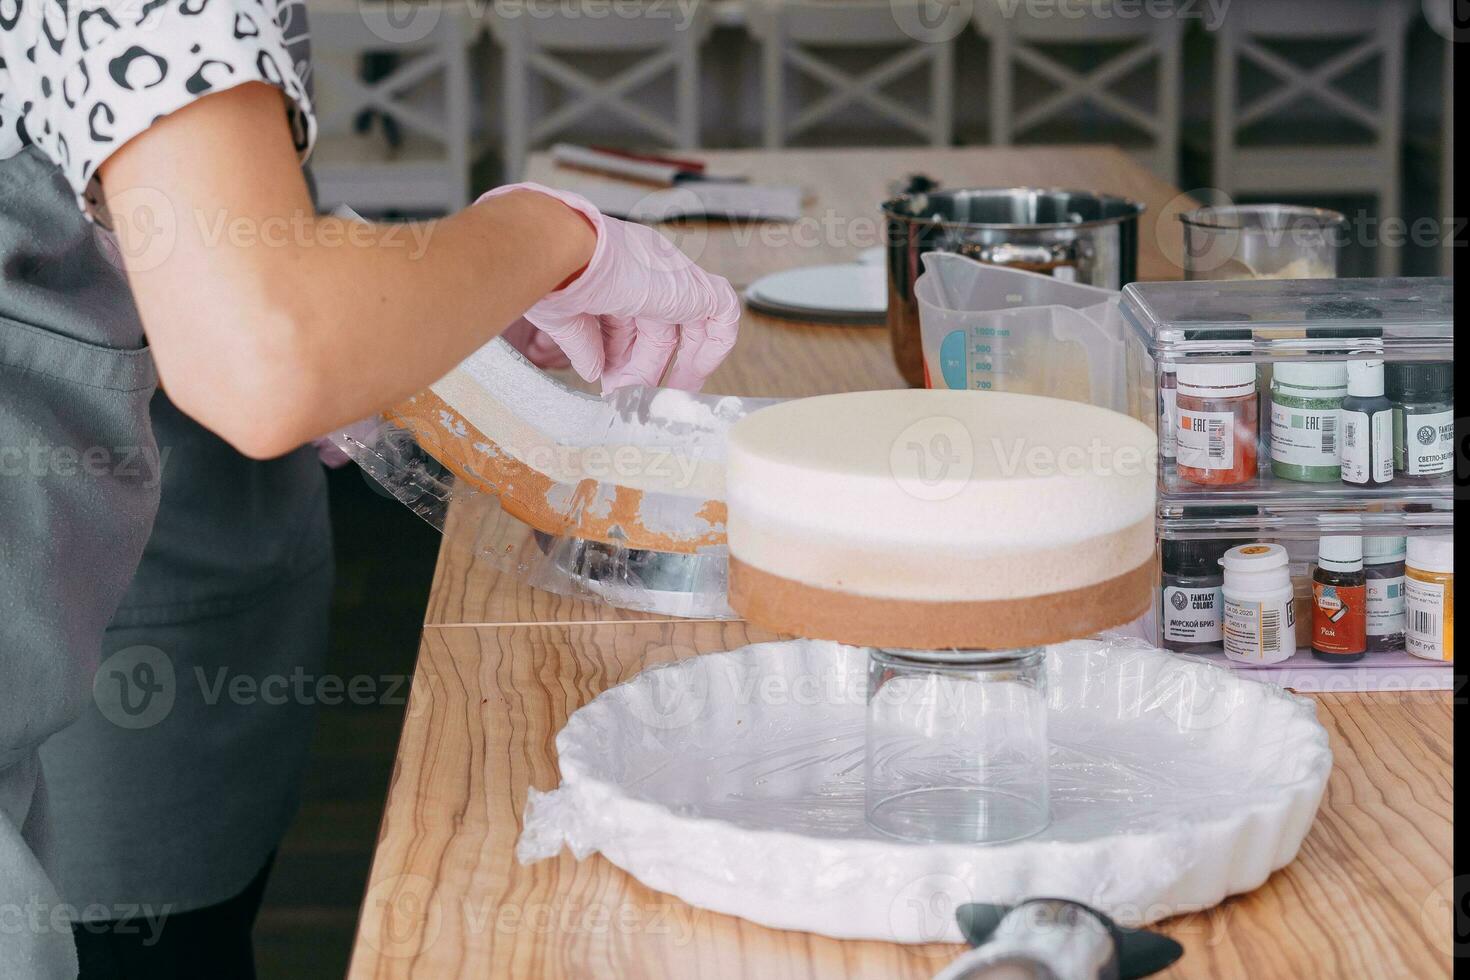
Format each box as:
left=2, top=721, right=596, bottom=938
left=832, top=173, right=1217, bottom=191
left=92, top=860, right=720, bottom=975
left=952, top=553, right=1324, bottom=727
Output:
left=1424, top=1, right=1453, bottom=276
left=489, top=3, right=712, bottom=181
left=974, top=2, right=1183, bottom=184
left=1209, top=0, right=1413, bottom=276
left=748, top=0, right=955, bottom=148
left=306, top=0, right=475, bottom=214
left=1442, top=32, right=1453, bottom=278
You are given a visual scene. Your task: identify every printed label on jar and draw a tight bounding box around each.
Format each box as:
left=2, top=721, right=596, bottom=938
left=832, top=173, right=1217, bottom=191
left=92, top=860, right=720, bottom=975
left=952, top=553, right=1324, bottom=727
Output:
left=1366, top=575, right=1405, bottom=637
left=1403, top=408, right=1454, bottom=476
left=1159, top=386, right=1178, bottom=459
left=1313, top=581, right=1367, bottom=655
left=1163, top=585, right=1222, bottom=643
left=1270, top=401, right=1339, bottom=468
left=1405, top=577, right=1449, bottom=660
left=1223, top=595, right=1294, bottom=663
left=1177, top=409, right=1234, bottom=471
left=1340, top=409, right=1393, bottom=484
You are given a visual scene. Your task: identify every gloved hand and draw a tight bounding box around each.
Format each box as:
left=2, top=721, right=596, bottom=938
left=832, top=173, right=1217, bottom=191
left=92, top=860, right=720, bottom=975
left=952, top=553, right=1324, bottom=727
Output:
left=477, top=182, right=741, bottom=392
left=501, top=316, right=572, bottom=370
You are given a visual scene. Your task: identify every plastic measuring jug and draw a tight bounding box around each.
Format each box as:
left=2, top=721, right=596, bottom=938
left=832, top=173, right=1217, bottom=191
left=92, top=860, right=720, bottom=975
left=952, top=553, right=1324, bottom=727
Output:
left=914, top=252, right=1127, bottom=414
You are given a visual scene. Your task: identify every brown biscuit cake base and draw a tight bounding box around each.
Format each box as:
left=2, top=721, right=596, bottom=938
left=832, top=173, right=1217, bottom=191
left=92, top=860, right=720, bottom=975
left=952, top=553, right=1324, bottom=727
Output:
left=729, top=555, right=1156, bottom=650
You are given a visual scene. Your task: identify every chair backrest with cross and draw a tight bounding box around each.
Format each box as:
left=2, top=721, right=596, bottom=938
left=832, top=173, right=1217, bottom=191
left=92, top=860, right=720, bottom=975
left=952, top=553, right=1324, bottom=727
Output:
left=975, top=1, right=1184, bottom=184
left=747, top=0, right=956, bottom=148
left=1210, top=0, right=1414, bottom=275
left=489, top=1, right=714, bottom=180
left=308, top=0, right=476, bottom=214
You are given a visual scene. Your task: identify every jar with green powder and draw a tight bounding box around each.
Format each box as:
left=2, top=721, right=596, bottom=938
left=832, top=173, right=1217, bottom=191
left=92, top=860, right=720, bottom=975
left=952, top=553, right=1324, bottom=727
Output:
left=1269, top=361, right=1348, bottom=482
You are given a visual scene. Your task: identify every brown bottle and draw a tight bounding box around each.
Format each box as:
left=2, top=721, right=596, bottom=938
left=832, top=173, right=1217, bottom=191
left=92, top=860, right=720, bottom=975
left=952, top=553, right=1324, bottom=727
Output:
left=1312, top=536, right=1367, bottom=663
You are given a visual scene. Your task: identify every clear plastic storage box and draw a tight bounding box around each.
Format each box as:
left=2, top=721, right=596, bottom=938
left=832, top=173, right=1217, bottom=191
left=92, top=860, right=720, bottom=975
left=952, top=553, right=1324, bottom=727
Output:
left=1149, top=506, right=1453, bottom=672
left=1122, top=276, right=1454, bottom=506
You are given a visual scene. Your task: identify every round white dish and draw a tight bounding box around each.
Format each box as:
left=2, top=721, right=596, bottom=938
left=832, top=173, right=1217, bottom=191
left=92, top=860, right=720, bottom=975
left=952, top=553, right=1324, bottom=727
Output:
left=745, top=263, right=887, bottom=316
left=518, top=637, right=1332, bottom=944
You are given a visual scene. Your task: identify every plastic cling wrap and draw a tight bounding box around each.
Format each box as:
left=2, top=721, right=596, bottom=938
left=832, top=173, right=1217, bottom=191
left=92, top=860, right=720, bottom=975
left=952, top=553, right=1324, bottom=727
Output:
left=330, top=338, right=781, bottom=617
left=517, top=635, right=1332, bottom=942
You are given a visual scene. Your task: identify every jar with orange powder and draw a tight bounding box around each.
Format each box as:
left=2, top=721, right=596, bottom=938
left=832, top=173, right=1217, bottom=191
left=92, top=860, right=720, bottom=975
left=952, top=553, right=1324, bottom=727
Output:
left=1174, top=364, right=1259, bottom=486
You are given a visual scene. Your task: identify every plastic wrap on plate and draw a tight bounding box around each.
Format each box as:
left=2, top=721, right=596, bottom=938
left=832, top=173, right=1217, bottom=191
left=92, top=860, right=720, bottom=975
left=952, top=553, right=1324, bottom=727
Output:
left=330, top=338, right=781, bottom=617
left=517, top=635, right=1332, bottom=942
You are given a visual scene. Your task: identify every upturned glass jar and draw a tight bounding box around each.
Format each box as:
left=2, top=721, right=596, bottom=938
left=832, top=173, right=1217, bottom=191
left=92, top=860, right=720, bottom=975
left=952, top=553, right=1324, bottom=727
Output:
left=864, top=648, right=1049, bottom=844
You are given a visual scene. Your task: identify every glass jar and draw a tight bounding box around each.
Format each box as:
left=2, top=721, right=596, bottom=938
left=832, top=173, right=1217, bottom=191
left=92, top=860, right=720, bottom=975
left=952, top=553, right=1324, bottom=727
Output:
left=1178, top=205, right=1344, bottom=280
left=865, top=649, right=1049, bottom=844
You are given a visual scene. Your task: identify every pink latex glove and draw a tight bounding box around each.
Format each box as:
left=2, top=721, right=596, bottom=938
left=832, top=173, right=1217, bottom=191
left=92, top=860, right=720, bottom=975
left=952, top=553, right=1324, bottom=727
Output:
left=501, top=316, right=572, bottom=370
left=477, top=182, right=741, bottom=392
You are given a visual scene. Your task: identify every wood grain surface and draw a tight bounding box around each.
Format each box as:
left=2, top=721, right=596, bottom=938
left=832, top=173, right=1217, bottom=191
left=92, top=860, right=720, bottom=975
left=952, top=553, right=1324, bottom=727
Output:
left=351, top=147, right=1453, bottom=978
left=349, top=624, right=1453, bottom=979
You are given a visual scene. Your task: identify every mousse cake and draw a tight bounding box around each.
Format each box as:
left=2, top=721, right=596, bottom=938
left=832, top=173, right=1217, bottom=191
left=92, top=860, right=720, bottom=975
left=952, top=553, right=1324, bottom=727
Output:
left=726, top=389, right=1157, bottom=649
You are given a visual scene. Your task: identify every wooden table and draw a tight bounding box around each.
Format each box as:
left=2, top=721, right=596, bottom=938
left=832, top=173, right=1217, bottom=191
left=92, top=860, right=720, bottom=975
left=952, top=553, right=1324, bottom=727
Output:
left=348, top=149, right=1454, bottom=978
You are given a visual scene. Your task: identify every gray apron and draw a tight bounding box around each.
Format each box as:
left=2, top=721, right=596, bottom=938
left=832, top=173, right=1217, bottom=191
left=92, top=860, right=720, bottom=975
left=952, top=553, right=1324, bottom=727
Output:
left=1, top=147, right=161, bottom=979
left=3, top=141, right=333, bottom=979
left=38, top=389, right=331, bottom=920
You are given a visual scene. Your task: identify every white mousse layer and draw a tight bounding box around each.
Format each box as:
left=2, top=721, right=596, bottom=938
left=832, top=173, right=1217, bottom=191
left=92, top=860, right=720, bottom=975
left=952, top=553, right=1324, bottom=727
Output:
left=727, top=390, right=1157, bottom=601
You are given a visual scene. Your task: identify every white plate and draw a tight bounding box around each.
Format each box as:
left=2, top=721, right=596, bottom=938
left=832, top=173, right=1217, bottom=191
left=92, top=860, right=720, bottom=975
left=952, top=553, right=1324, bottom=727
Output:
left=746, top=263, right=887, bottom=316
left=519, top=637, right=1332, bottom=944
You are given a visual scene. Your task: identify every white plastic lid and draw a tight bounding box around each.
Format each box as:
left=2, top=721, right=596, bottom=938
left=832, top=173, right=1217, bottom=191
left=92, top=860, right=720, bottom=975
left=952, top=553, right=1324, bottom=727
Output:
left=1177, top=362, right=1256, bottom=392
left=1221, top=542, right=1288, bottom=573
left=1274, top=360, right=1349, bottom=389
left=1346, top=359, right=1385, bottom=397
left=1362, top=536, right=1406, bottom=563
left=1318, top=535, right=1364, bottom=572
left=1407, top=535, right=1454, bottom=574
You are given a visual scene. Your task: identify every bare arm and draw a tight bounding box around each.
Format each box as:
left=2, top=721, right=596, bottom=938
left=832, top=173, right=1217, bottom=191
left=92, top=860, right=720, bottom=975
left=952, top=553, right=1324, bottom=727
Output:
left=100, top=82, right=596, bottom=459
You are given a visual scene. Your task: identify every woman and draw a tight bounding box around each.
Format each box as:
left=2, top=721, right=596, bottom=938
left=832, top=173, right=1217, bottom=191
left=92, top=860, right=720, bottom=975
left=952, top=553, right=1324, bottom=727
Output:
left=0, top=0, right=741, bottom=976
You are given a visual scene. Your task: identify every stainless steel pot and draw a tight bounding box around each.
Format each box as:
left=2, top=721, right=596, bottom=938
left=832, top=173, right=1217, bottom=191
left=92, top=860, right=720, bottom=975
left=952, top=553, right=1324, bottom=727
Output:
left=882, top=183, right=1145, bottom=387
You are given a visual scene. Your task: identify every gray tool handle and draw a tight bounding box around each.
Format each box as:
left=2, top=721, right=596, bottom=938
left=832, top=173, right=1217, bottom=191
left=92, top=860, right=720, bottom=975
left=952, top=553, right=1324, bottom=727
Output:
left=933, top=900, right=1119, bottom=980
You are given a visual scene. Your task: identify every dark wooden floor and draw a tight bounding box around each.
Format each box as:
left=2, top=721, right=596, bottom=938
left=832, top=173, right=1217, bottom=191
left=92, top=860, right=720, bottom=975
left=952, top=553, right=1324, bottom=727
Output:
left=254, top=466, right=438, bottom=979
